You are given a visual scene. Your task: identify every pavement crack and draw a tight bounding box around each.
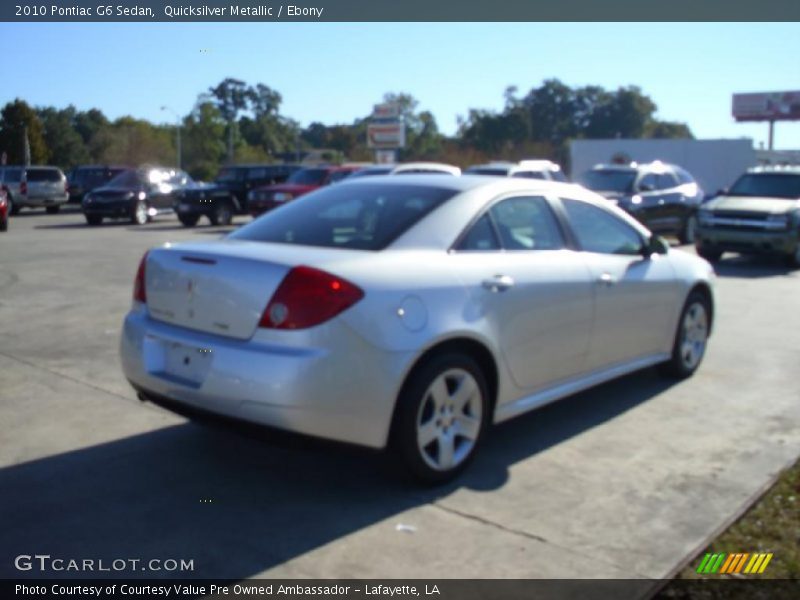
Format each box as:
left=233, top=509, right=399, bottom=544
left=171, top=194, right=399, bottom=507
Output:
left=432, top=502, right=548, bottom=543
left=0, top=350, right=133, bottom=403
left=432, top=502, right=650, bottom=578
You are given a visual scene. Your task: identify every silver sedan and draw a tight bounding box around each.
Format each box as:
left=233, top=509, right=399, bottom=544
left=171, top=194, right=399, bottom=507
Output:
left=120, top=176, right=715, bottom=482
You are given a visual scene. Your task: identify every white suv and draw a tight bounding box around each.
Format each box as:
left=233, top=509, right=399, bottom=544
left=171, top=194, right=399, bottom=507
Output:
left=465, top=160, right=568, bottom=181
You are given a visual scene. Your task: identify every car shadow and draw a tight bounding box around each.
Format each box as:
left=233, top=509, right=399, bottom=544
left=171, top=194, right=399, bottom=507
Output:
left=1, top=368, right=673, bottom=580
left=712, top=254, right=795, bottom=279
left=34, top=220, right=130, bottom=230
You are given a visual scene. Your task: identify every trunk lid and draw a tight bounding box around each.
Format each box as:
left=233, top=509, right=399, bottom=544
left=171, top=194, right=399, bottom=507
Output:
left=144, top=240, right=363, bottom=340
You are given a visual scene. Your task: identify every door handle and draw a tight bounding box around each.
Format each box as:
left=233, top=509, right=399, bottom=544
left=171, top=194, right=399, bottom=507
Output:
left=596, top=273, right=618, bottom=286
left=482, top=274, right=515, bottom=292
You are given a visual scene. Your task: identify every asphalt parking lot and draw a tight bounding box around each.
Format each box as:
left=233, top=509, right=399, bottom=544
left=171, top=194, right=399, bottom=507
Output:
left=1, top=207, right=799, bottom=585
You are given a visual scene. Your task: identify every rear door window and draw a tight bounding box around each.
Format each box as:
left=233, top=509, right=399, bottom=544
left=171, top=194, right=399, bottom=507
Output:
left=488, top=196, right=565, bottom=250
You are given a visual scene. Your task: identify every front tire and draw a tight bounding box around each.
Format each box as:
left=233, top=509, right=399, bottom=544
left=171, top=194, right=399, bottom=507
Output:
left=85, top=214, right=103, bottom=226
left=132, top=201, right=148, bottom=225
left=209, top=201, right=233, bottom=226
left=392, top=354, right=489, bottom=484
left=659, top=291, right=711, bottom=379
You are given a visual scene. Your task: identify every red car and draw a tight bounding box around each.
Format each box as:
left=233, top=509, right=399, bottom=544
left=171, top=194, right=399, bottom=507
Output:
left=247, top=166, right=361, bottom=216
left=0, top=186, right=9, bottom=231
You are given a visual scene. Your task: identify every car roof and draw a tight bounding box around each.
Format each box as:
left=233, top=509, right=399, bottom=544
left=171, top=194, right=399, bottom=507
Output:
left=591, top=161, right=676, bottom=173
left=747, top=165, right=800, bottom=174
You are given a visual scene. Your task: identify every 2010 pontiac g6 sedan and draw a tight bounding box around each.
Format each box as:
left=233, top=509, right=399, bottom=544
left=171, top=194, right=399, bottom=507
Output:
left=121, top=176, right=715, bottom=482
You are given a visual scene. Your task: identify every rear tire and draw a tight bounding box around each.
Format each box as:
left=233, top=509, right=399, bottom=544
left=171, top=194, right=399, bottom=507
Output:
left=678, top=215, right=697, bottom=245
left=786, top=245, right=800, bottom=269
left=0, top=217, right=7, bottom=231
left=658, top=291, right=711, bottom=379
left=9, top=198, right=20, bottom=215
left=85, top=215, right=103, bottom=226
left=391, top=353, right=489, bottom=484
left=46, top=205, right=60, bottom=214
left=209, top=201, right=233, bottom=226
left=132, top=201, right=148, bottom=225
left=178, top=214, right=199, bottom=228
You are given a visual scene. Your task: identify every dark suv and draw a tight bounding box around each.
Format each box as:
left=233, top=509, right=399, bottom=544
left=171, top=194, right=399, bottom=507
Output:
left=175, top=163, right=301, bottom=227
left=695, top=166, right=800, bottom=266
left=577, top=162, right=704, bottom=244
left=82, top=166, right=194, bottom=226
left=68, top=165, right=128, bottom=203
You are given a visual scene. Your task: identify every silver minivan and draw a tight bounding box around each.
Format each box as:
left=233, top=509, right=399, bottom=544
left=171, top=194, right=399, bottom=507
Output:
left=0, top=166, right=69, bottom=214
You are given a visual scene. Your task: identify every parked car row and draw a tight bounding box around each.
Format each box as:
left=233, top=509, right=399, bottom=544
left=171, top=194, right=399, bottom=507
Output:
left=3, top=160, right=798, bottom=268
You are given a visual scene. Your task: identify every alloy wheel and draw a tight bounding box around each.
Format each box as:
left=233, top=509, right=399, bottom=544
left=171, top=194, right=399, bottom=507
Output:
left=415, top=368, right=483, bottom=472
left=680, top=301, right=708, bottom=370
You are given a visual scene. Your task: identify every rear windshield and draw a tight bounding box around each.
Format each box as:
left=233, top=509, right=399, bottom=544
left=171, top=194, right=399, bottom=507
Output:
left=348, top=167, right=393, bottom=178
left=465, top=167, right=509, bottom=176
left=728, top=173, right=800, bottom=199
left=2, top=168, right=22, bottom=183
left=26, top=168, right=63, bottom=182
left=107, top=169, right=143, bottom=188
left=578, top=169, right=636, bottom=193
left=230, top=183, right=457, bottom=251
left=74, top=168, right=120, bottom=187
left=287, top=168, right=329, bottom=186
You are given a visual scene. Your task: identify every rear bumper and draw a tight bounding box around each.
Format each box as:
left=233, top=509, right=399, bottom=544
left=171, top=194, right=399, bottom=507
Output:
left=696, top=226, right=799, bottom=255
left=18, top=195, right=68, bottom=208
left=120, top=308, right=409, bottom=449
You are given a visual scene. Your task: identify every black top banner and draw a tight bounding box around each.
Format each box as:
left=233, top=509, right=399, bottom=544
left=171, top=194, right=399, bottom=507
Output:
left=2, top=0, right=800, bottom=22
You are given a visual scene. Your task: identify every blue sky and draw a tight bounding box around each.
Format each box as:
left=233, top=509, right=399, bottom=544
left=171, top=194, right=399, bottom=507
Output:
left=2, top=22, right=799, bottom=149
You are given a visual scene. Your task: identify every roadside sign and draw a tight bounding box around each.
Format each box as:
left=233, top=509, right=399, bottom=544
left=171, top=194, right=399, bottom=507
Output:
left=367, top=122, right=406, bottom=149
left=372, top=103, right=401, bottom=120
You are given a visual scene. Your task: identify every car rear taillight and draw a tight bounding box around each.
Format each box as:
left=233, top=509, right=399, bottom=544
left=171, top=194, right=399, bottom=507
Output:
left=20, top=181, right=27, bottom=195
left=133, top=252, right=148, bottom=303
left=259, top=266, right=364, bottom=330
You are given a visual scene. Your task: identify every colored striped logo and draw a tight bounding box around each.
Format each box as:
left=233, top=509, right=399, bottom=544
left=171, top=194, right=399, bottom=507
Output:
left=696, top=552, right=773, bottom=575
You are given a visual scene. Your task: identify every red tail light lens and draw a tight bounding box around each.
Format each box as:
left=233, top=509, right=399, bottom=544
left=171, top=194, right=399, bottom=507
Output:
left=133, top=252, right=148, bottom=303
left=259, top=266, right=364, bottom=330
left=20, top=181, right=27, bottom=195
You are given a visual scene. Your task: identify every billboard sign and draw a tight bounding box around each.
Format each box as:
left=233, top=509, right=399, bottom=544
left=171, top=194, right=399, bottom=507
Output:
left=733, top=91, right=800, bottom=122
left=367, top=122, right=406, bottom=149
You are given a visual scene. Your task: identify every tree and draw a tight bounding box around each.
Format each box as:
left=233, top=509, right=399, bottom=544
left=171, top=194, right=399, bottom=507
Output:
left=37, top=106, right=89, bottom=169
left=208, top=78, right=251, bottom=162
left=90, top=117, right=173, bottom=166
left=0, top=99, right=48, bottom=164
left=182, top=101, right=226, bottom=180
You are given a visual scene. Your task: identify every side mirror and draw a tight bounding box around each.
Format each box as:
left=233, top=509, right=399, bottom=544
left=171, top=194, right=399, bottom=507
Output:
left=717, top=187, right=728, bottom=196
left=644, top=235, right=669, bottom=256
left=638, top=183, right=655, bottom=193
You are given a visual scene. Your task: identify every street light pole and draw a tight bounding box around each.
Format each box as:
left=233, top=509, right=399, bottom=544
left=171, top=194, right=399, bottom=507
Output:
left=161, top=106, right=182, bottom=169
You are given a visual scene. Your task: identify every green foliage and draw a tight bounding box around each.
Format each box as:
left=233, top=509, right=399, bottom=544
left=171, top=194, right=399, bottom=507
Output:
left=37, top=106, right=90, bottom=169
left=0, top=78, right=695, bottom=176
left=0, top=99, right=49, bottom=164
